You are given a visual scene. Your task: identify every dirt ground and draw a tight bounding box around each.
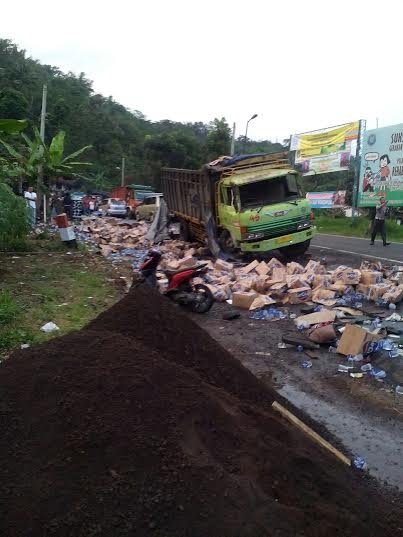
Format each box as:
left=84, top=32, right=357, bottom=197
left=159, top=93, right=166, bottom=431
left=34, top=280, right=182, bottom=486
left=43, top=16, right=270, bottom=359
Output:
left=191, top=247, right=403, bottom=490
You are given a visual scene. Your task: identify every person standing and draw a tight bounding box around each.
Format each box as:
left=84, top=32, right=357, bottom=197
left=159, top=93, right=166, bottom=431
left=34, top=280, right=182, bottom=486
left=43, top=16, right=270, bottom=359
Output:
left=63, top=191, right=72, bottom=219
left=370, top=197, right=390, bottom=246
left=24, top=186, right=37, bottom=228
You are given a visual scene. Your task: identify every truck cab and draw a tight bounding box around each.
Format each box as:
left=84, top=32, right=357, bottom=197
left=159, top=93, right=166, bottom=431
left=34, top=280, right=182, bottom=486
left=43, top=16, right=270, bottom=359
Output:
left=218, top=163, right=315, bottom=255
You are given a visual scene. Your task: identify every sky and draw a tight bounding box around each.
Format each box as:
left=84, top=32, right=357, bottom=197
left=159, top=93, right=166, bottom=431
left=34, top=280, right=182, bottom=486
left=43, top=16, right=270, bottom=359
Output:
left=1, top=0, right=403, bottom=141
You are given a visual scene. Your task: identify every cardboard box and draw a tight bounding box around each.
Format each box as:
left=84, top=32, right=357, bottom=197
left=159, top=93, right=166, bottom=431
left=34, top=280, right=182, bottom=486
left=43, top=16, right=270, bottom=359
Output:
left=367, top=283, right=390, bottom=301
left=304, top=260, right=325, bottom=274
left=360, top=270, right=383, bottom=285
left=286, top=261, right=305, bottom=275
left=337, top=324, right=379, bottom=356
left=241, top=259, right=259, bottom=274
left=177, top=256, right=196, bottom=268
left=295, top=309, right=336, bottom=326
left=383, top=284, right=403, bottom=303
left=286, top=275, right=307, bottom=289
left=215, top=259, right=234, bottom=272
left=332, top=267, right=361, bottom=285
left=267, top=257, right=285, bottom=271
left=249, top=294, right=276, bottom=310
left=287, top=286, right=312, bottom=304
left=232, top=291, right=258, bottom=309
left=255, top=261, right=270, bottom=276
left=357, top=283, right=370, bottom=296
left=272, top=267, right=286, bottom=282
left=312, top=288, right=336, bottom=301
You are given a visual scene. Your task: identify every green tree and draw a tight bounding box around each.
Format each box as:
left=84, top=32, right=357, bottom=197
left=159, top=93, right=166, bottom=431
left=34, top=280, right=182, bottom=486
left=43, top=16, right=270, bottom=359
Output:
left=206, top=118, right=231, bottom=160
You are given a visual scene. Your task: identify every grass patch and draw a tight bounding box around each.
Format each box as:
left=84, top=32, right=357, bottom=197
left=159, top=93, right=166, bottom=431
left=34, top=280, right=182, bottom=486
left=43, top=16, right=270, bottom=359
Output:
left=0, top=292, right=20, bottom=325
left=315, top=215, right=403, bottom=243
left=0, top=240, right=128, bottom=357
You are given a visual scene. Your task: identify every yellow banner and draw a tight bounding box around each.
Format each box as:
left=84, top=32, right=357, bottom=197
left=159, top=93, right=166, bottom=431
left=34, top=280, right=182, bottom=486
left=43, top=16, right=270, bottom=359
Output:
left=293, top=122, right=359, bottom=159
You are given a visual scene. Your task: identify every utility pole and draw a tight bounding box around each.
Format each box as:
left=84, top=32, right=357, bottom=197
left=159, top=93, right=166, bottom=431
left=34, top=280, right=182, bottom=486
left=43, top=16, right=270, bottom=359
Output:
left=230, top=122, right=236, bottom=156
left=37, top=84, right=47, bottom=223
left=121, top=156, right=126, bottom=186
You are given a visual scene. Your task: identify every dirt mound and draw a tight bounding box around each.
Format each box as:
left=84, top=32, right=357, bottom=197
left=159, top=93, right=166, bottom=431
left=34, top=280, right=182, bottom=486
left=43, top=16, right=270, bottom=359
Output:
left=0, top=285, right=401, bottom=537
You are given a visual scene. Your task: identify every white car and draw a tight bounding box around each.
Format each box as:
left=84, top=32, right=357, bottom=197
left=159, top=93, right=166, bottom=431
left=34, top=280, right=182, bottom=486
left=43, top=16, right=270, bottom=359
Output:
left=106, top=199, right=128, bottom=217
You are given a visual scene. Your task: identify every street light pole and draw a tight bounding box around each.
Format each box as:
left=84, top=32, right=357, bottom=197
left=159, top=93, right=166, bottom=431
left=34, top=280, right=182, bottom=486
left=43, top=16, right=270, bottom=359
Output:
left=244, top=114, right=258, bottom=152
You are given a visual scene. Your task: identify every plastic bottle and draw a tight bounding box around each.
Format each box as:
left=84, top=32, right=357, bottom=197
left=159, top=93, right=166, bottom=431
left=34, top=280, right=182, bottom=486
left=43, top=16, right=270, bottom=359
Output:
left=353, top=456, right=367, bottom=470
left=361, top=363, right=372, bottom=372
left=348, top=353, right=363, bottom=362
left=381, top=339, right=394, bottom=351
left=395, top=385, right=403, bottom=395
left=297, top=345, right=304, bottom=352
left=338, top=364, right=353, bottom=373
left=301, top=360, right=312, bottom=368
left=388, top=347, right=399, bottom=359
left=277, top=342, right=287, bottom=349
left=370, top=367, right=386, bottom=379
left=389, top=303, right=397, bottom=310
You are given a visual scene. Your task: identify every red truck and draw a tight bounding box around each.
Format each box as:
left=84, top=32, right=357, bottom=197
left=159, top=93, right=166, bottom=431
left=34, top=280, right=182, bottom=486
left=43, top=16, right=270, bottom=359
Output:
left=109, top=184, right=155, bottom=218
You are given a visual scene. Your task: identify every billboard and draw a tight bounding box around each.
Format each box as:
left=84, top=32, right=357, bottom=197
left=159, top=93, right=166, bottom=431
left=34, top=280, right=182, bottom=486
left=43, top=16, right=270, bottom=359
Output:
left=358, top=123, right=403, bottom=207
left=306, top=191, right=346, bottom=209
left=290, top=122, right=359, bottom=175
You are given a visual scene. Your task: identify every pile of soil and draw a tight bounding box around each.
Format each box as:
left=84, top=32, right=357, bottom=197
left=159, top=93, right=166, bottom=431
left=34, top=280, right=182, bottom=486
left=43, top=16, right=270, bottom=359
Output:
left=0, top=284, right=401, bottom=536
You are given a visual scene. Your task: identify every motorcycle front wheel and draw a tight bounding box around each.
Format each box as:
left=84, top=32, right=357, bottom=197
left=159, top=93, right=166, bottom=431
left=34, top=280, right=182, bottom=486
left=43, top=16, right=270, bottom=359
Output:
left=189, top=284, right=214, bottom=314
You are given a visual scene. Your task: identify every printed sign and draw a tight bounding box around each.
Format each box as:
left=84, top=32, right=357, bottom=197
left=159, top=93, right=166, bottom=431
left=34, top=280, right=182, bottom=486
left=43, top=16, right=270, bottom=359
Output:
left=306, top=191, right=346, bottom=209
left=291, top=122, right=359, bottom=175
left=358, top=123, right=403, bottom=207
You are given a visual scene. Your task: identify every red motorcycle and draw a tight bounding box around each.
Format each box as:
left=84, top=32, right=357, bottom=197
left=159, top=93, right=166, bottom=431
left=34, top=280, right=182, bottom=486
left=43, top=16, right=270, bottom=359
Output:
left=140, top=250, right=214, bottom=314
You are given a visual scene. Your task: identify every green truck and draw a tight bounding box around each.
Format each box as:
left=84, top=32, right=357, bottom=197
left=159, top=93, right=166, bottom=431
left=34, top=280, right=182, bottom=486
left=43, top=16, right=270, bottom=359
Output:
left=161, top=152, right=316, bottom=256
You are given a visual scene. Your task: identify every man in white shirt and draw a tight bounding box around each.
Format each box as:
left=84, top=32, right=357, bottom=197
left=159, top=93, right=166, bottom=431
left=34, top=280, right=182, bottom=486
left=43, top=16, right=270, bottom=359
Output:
left=24, top=186, right=37, bottom=228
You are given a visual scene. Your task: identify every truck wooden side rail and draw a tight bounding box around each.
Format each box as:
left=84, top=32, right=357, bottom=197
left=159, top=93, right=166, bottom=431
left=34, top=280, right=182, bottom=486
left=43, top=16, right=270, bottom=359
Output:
left=161, top=168, right=212, bottom=242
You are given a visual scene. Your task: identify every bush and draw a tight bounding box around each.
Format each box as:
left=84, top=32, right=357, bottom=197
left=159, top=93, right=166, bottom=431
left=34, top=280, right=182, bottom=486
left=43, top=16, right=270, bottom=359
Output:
left=0, top=183, right=29, bottom=251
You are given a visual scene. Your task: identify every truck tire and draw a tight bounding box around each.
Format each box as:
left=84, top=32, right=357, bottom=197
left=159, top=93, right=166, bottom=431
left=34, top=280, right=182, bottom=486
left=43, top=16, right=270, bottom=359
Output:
left=218, top=230, right=236, bottom=254
left=179, top=219, right=189, bottom=241
left=281, top=239, right=311, bottom=258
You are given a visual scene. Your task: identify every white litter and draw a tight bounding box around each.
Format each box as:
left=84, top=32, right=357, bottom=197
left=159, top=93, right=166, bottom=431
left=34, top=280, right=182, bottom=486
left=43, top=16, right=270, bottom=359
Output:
left=20, top=344, right=30, bottom=349
left=40, top=322, right=60, bottom=333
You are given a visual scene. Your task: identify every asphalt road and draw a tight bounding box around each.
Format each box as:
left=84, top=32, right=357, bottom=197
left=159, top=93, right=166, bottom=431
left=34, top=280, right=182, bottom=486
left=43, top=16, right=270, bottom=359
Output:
left=311, top=233, right=403, bottom=263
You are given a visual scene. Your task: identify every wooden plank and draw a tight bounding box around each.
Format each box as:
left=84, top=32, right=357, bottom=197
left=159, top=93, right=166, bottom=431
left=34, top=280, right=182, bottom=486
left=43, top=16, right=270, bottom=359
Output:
left=272, top=401, right=351, bottom=466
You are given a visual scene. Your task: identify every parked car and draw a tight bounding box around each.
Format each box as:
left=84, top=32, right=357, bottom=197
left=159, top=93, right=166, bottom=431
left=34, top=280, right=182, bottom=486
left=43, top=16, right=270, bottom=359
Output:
left=136, top=193, right=163, bottom=221
left=106, top=198, right=128, bottom=218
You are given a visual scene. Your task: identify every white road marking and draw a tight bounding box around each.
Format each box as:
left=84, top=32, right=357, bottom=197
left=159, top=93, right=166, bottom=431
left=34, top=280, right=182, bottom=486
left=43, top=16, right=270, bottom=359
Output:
left=310, top=244, right=402, bottom=264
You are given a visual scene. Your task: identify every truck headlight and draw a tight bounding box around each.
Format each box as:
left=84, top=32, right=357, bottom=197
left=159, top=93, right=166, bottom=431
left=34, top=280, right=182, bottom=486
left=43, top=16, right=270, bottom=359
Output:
left=246, top=232, right=265, bottom=240
left=297, top=221, right=310, bottom=230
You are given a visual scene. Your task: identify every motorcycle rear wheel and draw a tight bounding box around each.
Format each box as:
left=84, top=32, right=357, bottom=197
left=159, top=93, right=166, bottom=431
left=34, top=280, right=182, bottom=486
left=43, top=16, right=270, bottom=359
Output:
left=189, top=284, right=214, bottom=314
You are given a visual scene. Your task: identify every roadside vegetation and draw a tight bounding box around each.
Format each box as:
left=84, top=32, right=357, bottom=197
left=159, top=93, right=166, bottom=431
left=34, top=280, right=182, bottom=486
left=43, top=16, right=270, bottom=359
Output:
left=315, top=214, right=403, bottom=243
left=0, top=242, right=127, bottom=357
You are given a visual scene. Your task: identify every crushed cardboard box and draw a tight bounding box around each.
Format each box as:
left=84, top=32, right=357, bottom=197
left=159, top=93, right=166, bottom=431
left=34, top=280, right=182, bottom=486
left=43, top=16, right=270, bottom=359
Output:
left=337, top=324, right=379, bottom=356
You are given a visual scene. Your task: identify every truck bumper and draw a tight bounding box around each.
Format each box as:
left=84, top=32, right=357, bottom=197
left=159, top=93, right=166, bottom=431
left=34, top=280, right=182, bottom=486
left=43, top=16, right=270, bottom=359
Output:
left=240, top=226, right=316, bottom=253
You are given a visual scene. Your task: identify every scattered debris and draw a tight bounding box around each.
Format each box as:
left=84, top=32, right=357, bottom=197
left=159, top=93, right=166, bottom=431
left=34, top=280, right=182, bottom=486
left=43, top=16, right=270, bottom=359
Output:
left=40, top=322, right=60, bottom=333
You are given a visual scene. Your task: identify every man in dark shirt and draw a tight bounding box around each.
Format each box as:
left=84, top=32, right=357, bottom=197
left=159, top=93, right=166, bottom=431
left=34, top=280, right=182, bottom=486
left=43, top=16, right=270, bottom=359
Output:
left=370, top=197, right=390, bottom=246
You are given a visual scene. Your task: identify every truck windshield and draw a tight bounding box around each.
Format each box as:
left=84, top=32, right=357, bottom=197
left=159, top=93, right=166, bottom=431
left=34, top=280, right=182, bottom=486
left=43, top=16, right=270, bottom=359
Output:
left=239, top=174, right=300, bottom=209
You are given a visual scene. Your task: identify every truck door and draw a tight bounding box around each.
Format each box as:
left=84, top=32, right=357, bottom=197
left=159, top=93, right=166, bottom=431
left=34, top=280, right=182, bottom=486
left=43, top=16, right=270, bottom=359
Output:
left=218, top=185, right=239, bottom=240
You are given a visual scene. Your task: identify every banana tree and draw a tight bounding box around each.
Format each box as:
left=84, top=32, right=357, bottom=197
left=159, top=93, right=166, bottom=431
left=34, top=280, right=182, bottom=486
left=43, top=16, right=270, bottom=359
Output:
left=0, top=128, right=92, bottom=190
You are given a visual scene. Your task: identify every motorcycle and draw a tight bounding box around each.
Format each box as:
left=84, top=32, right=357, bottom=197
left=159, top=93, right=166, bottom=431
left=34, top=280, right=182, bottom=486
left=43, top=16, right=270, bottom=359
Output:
left=139, top=250, right=214, bottom=314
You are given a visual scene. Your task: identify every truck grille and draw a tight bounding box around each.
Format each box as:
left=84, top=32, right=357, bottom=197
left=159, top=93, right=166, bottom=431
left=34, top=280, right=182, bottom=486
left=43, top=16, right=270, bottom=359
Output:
left=247, top=216, right=310, bottom=240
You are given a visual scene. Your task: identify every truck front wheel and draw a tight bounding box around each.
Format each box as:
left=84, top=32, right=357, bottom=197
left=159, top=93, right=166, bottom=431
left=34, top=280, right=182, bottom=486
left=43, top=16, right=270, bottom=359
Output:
left=219, top=230, right=236, bottom=254
left=281, top=239, right=311, bottom=258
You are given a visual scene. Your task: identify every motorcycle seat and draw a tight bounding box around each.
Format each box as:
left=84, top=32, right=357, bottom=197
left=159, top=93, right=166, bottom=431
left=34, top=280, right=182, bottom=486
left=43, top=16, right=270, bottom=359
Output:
left=163, top=264, right=207, bottom=277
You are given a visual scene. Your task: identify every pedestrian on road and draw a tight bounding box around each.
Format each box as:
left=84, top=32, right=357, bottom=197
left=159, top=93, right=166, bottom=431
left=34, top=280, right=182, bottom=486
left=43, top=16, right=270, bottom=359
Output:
left=370, top=197, right=391, bottom=246
left=24, top=186, right=37, bottom=228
